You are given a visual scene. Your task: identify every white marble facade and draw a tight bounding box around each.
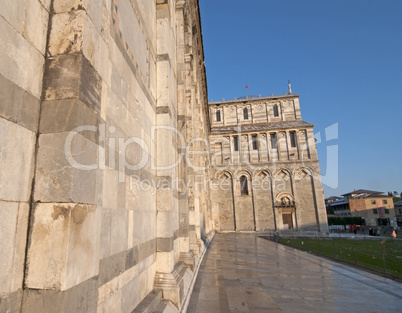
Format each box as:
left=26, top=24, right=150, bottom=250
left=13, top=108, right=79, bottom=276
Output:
left=0, top=1, right=327, bottom=312
left=0, top=0, right=212, bottom=312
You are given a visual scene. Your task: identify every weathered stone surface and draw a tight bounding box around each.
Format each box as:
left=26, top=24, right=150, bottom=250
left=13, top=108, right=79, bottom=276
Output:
left=0, top=201, right=29, bottom=293
left=110, top=209, right=129, bottom=255
left=43, top=54, right=102, bottom=114
left=22, top=277, right=98, bottom=313
left=24, top=0, right=49, bottom=55
left=0, top=73, right=41, bottom=132
left=157, top=237, right=174, bottom=252
left=53, top=0, right=103, bottom=32
left=34, top=132, right=102, bottom=204
left=102, top=169, right=119, bottom=209
left=137, top=239, right=156, bottom=263
left=1, top=1, right=213, bottom=312
left=0, top=289, right=23, bottom=313
left=48, top=10, right=86, bottom=56
left=98, top=250, right=126, bottom=287
left=25, top=203, right=101, bottom=290
left=121, top=274, right=141, bottom=312
left=0, top=13, right=45, bottom=98
left=0, top=118, right=36, bottom=202
left=40, top=98, right=103, bottom=142
left=0, top=0, right=27, bottom=33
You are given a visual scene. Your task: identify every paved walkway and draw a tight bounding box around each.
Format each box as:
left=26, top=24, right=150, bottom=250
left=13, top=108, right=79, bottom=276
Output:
left=187, top=233, right=402, bottom=313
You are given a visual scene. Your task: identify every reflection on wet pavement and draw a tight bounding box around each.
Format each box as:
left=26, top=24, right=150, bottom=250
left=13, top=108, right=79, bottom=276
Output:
left=187, top=233, right=402, bottom=313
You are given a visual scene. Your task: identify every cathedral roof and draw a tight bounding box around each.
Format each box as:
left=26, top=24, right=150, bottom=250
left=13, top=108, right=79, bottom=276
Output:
left=209, top=94, right=299, bottom=106
left=210, top=120, right=314, bottom=134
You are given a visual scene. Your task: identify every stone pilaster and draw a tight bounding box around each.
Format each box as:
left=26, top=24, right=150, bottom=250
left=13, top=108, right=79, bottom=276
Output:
left=154, top=0, right=184, bottom=309
left=23, top=2, right=103, bottom=312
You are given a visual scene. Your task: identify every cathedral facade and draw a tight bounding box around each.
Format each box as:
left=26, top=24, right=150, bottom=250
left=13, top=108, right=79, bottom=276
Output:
left=208, top=92, right=328, bottom=233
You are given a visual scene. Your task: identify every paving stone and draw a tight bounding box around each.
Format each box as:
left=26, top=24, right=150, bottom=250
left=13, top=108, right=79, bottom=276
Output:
left=187, top=233, right=402, bottom=313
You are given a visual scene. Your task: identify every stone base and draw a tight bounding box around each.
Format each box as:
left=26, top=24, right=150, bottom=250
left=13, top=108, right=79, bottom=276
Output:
left=154, top=263, right=185, bottom=310
left=132, top=290, right=162, bottom=313
left=154, top=300, right=179, bottom=313
left=179, top=251, right=195, bottom=271
left=135, top=232, right=216, bottom=312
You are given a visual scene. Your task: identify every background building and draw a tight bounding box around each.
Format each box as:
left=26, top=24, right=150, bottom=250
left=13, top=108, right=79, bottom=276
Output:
left=326, top=190, right=397, bottom=227
left=325, top=196, right=350, bottom=216
left=349, top=194, right=396, bottom=227
left=393, top=200, right=402, bottom=226
left=208, top=92, right=328, bottom=232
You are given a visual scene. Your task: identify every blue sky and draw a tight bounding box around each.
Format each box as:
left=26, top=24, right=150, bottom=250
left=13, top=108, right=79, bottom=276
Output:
left=199, top=0, right=402, bottom=197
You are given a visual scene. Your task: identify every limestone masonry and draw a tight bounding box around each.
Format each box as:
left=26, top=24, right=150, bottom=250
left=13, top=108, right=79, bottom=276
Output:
left=0, top=0, right=327, bottom=312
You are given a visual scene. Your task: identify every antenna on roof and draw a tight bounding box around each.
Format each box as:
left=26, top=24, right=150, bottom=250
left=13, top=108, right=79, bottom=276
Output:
left=288, top=80, right=293, bottom=95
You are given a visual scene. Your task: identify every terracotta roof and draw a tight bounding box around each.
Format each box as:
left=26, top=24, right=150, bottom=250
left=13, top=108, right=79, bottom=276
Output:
left=325, top=196, right=343, bottom=201
left=341, top=189, right=383, bottom=196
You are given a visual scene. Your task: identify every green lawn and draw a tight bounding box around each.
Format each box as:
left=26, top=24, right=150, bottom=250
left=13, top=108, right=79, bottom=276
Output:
left=276, top=237, right=402, bottom=279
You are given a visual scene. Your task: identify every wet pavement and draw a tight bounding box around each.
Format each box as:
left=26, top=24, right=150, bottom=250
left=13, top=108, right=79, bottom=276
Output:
left=187, top=233, right=402, bottom=313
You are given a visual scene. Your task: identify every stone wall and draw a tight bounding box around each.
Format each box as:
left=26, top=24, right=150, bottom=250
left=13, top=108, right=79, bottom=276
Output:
left=0, top=0, right=49, bottom=311
left=0, top=0, right=211, bottom=312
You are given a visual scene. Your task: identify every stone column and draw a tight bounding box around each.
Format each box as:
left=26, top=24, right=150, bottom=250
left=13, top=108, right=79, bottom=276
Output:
left=306, top=128, right=318, bottom=159
left=229, top=136, right=234, bottom=165
left=222, top=136, right=231, bottom=165
left=278, top=131, right=288, bottom=161
left=241, top=134, right=250, bottom=164
left=261, top=133, right=269, bottom=162
left=184, top=54, right=199, bottom=258
left=298, top=130, right=309, bottom=160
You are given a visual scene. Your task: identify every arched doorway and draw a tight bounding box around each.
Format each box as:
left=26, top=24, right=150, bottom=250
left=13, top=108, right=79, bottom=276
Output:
left=275, top=193, right=296, bottom=230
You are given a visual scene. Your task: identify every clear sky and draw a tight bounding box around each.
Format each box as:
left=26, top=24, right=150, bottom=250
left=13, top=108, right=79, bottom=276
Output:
left=199, top=0, right=402, bottom=197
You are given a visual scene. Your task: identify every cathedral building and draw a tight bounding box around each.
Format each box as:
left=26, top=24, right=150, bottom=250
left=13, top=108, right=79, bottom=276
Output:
left=0, top=0, right=328, bottom=312
left=208, top=88, right=328, bottom=232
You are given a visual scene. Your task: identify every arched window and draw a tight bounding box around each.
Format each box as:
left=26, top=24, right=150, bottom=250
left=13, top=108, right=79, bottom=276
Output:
left=290, top=131, right=296, bottom=147
left=252, top=135, right=258, bottom=150
left=270, top=133, right=277, bottom=149
left=233, top=136, right=239, bottom=151
left=273, top=104, right=279, bottom=117
left=240, top=176, right=248, bottom=195
left=216, top=110, right=221, bottom=122
left=243, top=107, right=248, bottom=119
